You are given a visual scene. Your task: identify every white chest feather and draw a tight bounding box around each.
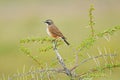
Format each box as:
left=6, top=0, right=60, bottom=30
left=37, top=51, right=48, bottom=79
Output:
left=46, top=27, right=51, bottom=36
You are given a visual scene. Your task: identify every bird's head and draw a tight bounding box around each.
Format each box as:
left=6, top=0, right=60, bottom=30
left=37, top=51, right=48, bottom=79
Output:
left=44, top=19, right=54, bottom=25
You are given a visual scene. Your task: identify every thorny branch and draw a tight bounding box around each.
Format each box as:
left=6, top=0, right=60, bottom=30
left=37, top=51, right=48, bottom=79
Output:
left=52, top=40, right=72, bottom=77
left=9, top=53, right=117, bottom=80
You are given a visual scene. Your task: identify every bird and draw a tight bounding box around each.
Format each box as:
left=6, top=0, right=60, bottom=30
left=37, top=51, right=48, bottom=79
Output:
left=44, top=19, right=70, bottom=46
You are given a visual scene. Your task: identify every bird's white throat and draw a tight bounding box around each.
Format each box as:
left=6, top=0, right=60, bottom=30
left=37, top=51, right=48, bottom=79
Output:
left=46, top=27, right=52, bottom=36
left=45, top=23, right=49, bottom=26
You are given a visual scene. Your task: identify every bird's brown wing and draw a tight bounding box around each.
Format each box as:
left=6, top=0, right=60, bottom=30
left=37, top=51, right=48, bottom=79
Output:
left=49, top=25, right=64, bottom=38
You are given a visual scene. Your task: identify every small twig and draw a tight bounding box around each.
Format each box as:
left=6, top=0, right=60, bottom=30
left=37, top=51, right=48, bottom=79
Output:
left=89, top=4, right=95, bottom=37
left=70, top=54, right=117, bottom=71
left=9, top=68, right=64, bottom=80
left=20, top=46, right=43, bottom=68
left=77, top=63, right=120, bottom=78
left=75, top=51, right=79, bottom=69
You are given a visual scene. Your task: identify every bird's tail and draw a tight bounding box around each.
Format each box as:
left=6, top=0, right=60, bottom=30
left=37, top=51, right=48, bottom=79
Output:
left=62, top=37, right=70, bottom=46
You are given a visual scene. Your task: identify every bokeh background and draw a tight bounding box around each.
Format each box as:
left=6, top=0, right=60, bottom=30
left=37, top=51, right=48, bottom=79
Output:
left=0, top=0, right=120, bottom=79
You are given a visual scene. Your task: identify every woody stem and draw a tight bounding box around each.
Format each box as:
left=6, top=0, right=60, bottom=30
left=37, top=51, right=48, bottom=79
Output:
left=52, top=40, right=72, bottom=77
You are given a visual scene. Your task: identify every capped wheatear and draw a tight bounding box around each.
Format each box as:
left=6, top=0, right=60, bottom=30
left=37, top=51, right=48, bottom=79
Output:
left=44, top=19, right=70, bottom=45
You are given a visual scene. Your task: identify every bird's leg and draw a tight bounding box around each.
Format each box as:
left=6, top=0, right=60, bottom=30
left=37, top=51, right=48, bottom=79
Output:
left=52, top=39, right=57, bottom=50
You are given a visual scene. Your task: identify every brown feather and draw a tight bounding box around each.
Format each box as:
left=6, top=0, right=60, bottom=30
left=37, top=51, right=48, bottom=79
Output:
left=48, top=24, right=64, bottom=38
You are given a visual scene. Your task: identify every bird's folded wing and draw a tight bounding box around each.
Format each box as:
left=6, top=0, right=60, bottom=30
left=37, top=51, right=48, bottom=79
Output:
left=49, top=25, right=64, bottom=37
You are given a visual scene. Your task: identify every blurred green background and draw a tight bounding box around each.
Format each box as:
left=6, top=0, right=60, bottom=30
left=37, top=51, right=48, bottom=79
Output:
left=0, top=0, right=120, bottom=79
